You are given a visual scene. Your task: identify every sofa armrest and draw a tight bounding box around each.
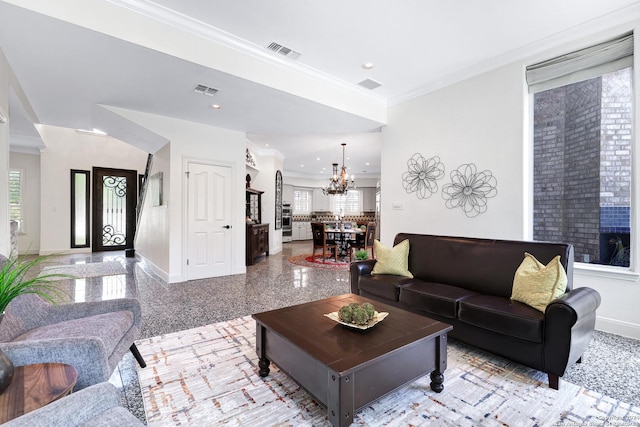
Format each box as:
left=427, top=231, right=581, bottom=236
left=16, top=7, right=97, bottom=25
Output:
left=3, top=382, right=142, bottom=427
left=1, top=337, right=111, bottom=390
left=543, top=287, right=601, bottom=376
left=350, top=260, right=376, bottom=294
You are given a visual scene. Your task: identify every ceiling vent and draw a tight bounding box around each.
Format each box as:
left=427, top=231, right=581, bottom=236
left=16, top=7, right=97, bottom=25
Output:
left=193, top=84, right=219, bottom=96
left=358, top=79, right=382, bottom=90
left=266, top=42, right=301, bottom=60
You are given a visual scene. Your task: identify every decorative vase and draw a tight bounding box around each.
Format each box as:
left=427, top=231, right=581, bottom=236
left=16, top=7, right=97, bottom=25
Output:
left=0, top=314, right=15, bottom=394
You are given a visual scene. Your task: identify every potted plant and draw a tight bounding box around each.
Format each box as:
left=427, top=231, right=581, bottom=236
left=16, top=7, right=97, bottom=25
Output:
left=355, top=250, right=370, bottom=261
left=0, top=253, right=70, bottom=393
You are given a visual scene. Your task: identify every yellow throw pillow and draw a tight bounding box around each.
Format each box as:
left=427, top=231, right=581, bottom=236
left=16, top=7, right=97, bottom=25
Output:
left=371, top=239, right=413, bottom=278
left=511, top=252, right=568, bottom=312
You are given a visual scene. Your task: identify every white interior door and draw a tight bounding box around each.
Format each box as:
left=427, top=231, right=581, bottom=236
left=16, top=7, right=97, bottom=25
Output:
left=186, top=162, right=232, bottom=279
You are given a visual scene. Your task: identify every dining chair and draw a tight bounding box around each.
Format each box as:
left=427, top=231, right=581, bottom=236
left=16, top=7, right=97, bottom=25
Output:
left=351, top=222, right=376, bottom=260
left=311, top=222, right=338, bottom=263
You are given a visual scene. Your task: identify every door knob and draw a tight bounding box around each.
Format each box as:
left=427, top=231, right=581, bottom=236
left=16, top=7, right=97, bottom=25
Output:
left=223, top=225, right=232, bottom=229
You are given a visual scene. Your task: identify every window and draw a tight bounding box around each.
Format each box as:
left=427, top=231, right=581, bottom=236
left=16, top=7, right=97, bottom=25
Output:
left=528, top=33, right=633, bottom=268
left=293, top=188, right=311, bottom=214
left=9, top=169, right=24, bottom=233
left=71, top=170, right=91, bottom=248
left=332, top=190, right=361, bottom=216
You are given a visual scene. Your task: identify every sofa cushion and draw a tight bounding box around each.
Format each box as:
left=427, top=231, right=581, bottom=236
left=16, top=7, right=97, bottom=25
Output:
left=399, top=282, right=480, bottom=319
left=511, top=253, right=568, bottom=312
left=458, top=295, right=544, bottom=342
left=358, top=274, right=415, bottom=302
left=372, top=239, right=413, bottom=278
left=14, top=311, right=134, bottom=356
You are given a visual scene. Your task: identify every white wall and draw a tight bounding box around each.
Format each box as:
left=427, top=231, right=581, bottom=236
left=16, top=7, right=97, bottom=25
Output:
left=134, top=142, right=170, bottom=277
left=249, top=148, right=284, bottom=255
left=38, top=125, right=148, bottom=254
left=382, top=21, right=640, bottom=339
left=9, top=152, right=40, bottom=253
left=109, top=108, right=247, bottom=283
left=0, top=49, right=10, bottom=255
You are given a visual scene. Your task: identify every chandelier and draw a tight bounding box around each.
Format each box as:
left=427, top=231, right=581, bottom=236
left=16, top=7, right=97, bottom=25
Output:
left=323, top=143, right=356, bottom=195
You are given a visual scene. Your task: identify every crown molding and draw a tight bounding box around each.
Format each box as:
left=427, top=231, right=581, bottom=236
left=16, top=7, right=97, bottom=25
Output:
left=104, top=0, right=387, bottom=106
left=390, top=2, right=640, bottom=106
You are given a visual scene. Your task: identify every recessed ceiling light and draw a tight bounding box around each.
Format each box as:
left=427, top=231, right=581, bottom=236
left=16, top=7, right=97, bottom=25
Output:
left=210, top=104, right=221, bottom=110
left=300, top=164, right=304, bottom=168
left=316, top=157, right=321, bottom=161
left=365, top=162, right=370, bottom=166
left=362, top=62, right=374, bottom=70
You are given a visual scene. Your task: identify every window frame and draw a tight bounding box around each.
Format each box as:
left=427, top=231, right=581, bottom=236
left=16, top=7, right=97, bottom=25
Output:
left=9, top=169, right=24, bottom=234
left=293, top=188, right=312, bottom=215
left=332, top=189, right=362, bottom=216
left=528, top=35, right=634, bottom=271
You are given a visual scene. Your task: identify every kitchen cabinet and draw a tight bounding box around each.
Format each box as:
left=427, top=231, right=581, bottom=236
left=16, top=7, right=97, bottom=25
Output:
left=362, top=187, right=376, bottom=212
left=283, top=185, right=294, bottom=205
left=292, top=222, right=311, bottom=241
left=312, top=188, right=331, bottom=212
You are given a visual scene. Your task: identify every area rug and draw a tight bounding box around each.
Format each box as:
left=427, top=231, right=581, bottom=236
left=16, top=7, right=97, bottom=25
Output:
left=136, top=316, right=640, bottom=427
left=288, top=254, right=349, bottom=271
left=39, top=261, right=126, bottom=280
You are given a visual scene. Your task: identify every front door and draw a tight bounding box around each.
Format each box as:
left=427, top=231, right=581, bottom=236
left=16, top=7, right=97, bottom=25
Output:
left=92, top=167, right=138, bottom=252
left=186, top=161, right=233, bottom=279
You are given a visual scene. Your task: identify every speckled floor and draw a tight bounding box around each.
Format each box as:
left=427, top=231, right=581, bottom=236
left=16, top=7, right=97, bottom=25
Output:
left=34, top=241, right=640, bottom=424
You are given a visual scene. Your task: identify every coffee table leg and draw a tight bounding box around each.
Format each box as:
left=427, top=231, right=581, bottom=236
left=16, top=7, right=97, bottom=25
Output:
left=327, top=370, right=354, bottom=427
left=255, top=323, right=271, bottom=377
left=430, top=370, right=444, bottom=392
left=430, top=334, right=448, bottom=392
left=258, top=358, right=270, bottom=377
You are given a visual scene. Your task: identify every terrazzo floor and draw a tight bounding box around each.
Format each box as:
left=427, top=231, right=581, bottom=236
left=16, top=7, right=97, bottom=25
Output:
left=32, top=241, right=640, bottom=424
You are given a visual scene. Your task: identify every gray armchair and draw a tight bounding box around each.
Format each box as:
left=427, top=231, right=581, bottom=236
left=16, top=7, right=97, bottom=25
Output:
left=0, top=292, right=146, bottom=390
left=3, top=382, right=144, bottom=426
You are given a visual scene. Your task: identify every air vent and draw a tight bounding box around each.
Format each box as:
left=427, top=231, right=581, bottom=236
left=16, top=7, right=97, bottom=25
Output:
left=358, top=79, right=382, bottom=90
left=193, top=84, right=219, bottom=96
left=266, top=42, right=301, bottom=60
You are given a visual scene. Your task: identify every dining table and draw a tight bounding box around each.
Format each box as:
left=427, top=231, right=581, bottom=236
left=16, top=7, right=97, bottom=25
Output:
left=324, top=227, right=363, bottom=259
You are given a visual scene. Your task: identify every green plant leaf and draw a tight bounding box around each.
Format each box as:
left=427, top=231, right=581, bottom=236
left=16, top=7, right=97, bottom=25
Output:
left=0, top=253, right=73, bottom=313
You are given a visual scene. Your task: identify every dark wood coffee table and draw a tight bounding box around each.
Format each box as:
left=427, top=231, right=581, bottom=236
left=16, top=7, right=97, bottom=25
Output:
left=252, top=293, right=452, bottom=427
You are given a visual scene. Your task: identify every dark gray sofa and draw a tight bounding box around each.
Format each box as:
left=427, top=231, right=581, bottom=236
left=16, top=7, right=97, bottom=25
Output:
left=350, top=233, right=602, bottom=389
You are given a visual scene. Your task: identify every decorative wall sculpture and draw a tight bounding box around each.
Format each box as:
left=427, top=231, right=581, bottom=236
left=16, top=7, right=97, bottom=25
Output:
left=401, top=154, right=445, bottom=199
left=441, top=163, right=497, bottom=218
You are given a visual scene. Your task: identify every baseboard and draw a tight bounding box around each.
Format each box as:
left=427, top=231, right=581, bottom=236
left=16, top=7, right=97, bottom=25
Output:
left=596, top=316, right=640, bottom=340
left=135, top=253, right=170, bottom=283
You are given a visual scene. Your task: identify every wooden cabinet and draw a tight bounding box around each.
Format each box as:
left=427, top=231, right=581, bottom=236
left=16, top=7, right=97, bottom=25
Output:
left=246, top=223, right=269, bottom=265
left=246, top=188, right=263, bottom=223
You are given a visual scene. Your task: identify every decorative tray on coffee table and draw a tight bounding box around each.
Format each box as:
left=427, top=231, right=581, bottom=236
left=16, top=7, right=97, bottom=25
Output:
left=324, top=311, right=389, bottom=330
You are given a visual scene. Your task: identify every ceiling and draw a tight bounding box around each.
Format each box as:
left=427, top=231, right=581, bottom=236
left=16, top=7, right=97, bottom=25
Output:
left=1, top=0, right=639, bottom=178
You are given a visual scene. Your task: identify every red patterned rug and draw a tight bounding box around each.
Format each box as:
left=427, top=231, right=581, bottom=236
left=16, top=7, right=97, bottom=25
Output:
left=287, top=254, right=350, bottom=271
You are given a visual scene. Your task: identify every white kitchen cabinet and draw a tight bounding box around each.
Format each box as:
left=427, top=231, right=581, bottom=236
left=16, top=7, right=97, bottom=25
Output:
left=362, top=187, right=376, bottom=212
left=292, top=222, right=312, bottom=241
left=312, top=188, right=331, bottom=212
left=283, top=185, right=294, bottom=205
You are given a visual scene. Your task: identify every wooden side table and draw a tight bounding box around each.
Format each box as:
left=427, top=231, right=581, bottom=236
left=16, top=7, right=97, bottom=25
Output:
left=0, top=363, right=78, bottom=423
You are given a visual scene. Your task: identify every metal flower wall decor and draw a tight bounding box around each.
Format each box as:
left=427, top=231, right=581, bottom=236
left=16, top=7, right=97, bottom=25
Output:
left=401, top=154, right=445, bottom=199
left=402, top=153, right=498, bottom=218
left=441, top=163, right=498, bottom=218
